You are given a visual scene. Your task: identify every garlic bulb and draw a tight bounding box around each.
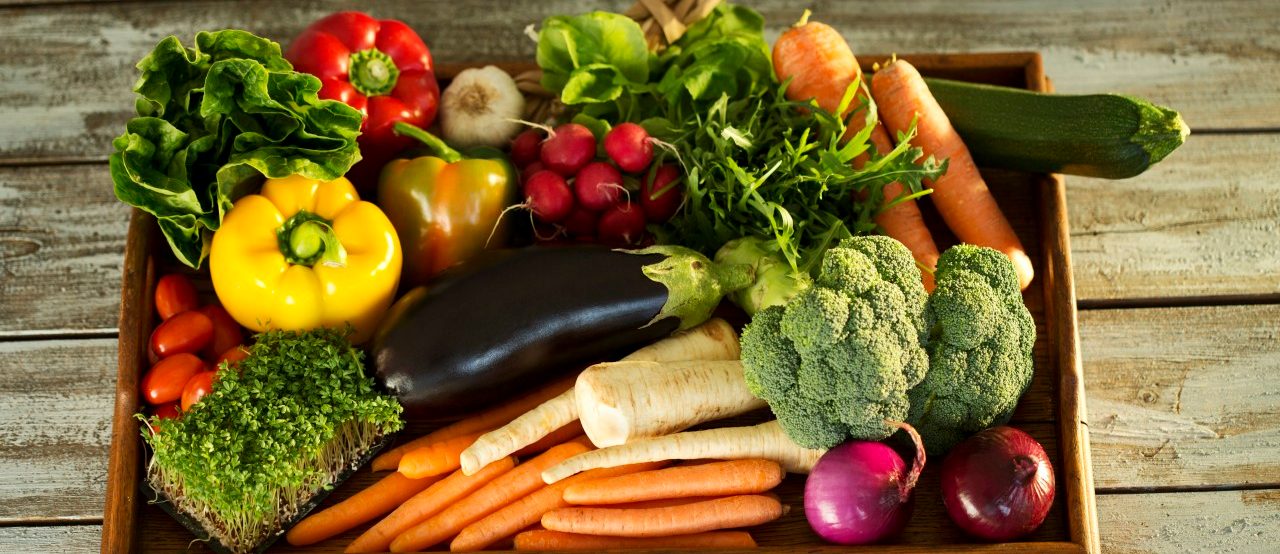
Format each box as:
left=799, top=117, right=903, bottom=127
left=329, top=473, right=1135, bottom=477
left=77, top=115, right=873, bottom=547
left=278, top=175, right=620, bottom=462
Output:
left=439, top=66, right=526, bottom=149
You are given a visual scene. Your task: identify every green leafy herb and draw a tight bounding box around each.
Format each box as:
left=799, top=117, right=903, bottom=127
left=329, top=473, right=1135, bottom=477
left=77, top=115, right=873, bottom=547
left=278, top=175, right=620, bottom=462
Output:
left=110, top=30, right=363, bottom=268
left=141, top=328, right=401, bottom=552
left=536, top=4, right=945, bottom=272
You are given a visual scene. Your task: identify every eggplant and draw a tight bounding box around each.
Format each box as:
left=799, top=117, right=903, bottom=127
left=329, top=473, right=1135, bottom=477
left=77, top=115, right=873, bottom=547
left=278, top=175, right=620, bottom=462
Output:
left=373, top=245, right=752, bottom=421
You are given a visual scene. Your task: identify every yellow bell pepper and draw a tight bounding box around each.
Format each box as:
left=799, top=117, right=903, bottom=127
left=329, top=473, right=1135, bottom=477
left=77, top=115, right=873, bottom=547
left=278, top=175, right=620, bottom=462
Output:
left=210, top=174, right=402, bottom=344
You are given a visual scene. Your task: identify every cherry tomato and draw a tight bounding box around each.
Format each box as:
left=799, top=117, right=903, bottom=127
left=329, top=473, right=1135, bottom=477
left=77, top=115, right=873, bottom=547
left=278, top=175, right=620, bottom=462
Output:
left=146, top=402, right=182, bottom=434
left=150, top=310, right=213, bottom=358
left=154, top=274, right=199, bottom=320
left=214, top=344, right=251, bottom=370
left=181, top=371, right=218, bottom=412
left=141, top=354, right=204, bottom=405
left=199, top=305, right=243, bottom=359
left=153, top=402, right=182, bottom=420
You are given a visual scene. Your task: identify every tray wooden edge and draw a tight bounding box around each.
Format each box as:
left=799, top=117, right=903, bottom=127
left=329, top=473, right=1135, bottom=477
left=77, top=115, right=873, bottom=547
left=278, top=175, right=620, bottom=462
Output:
left=104, top=209, right=156, bottom=554
left=101, top=51, right=1101, bottom=554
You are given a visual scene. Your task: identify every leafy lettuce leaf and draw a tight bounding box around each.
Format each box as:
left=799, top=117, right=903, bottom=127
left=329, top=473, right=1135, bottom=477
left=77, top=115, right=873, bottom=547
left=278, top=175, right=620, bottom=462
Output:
left=109, top=30, right=362, bottom=268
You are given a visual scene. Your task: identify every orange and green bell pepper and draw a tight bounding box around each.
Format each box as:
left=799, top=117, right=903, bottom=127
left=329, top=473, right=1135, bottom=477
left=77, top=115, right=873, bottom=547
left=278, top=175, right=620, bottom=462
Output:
left=209, top=174, right=402, bottom=344
left=378, top=122, right=516, bottom=286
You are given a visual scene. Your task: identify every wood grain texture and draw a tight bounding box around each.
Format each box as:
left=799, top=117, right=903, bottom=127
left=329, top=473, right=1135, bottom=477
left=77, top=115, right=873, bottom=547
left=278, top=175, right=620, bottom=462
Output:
left=0, top=339, right=114, bottom=523
left=0, top=164, right=129, bottom=335
left=1082, top=304, right=1280, bottom=492
left=1069, top=134, right=1280, bottom=301
left=0, top=525, right=102, bottom=553
left=1097, top=489, right=1280, bottom=554
left=0, top=0, right=1277, bottom=163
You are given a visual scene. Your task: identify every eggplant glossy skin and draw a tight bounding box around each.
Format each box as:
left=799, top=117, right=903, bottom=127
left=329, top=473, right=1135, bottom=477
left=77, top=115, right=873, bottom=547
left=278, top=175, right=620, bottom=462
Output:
left=374, top=246, right=679, bottom=421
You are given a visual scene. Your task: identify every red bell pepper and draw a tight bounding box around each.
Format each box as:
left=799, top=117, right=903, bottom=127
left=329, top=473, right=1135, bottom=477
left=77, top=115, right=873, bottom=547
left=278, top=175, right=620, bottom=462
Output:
left=286, top=12, right=440, bottom=189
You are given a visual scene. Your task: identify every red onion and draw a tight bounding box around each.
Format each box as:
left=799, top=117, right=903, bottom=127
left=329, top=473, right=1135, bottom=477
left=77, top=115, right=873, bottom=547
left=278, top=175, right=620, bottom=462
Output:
left=940, top=426, right=1055, bottom=541
left=803, top=421, right=924, bottom=545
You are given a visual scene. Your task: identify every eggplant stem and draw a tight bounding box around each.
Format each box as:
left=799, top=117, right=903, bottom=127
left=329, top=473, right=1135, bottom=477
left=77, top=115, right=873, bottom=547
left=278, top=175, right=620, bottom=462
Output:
left=885, top=419, right=925, bottom=502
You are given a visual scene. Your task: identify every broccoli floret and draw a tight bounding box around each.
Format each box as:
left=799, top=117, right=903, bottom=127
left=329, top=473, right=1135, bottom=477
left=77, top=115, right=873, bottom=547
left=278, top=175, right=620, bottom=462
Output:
left=740, top=236, right=929, bottom=449
left=907, top=244, right=1036, bottom=455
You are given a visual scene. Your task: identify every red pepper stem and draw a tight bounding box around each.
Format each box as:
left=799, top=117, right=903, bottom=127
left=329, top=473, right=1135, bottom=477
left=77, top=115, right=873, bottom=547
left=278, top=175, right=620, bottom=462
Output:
left=393, top=122, right=464, bottom=163
left=884, top=419, right=925, bottom=503
left=349, top=48, right=400, bottom=97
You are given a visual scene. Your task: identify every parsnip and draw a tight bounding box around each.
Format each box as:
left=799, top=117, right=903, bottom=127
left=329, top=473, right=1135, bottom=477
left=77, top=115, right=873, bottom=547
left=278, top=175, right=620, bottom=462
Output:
left=576, top=360, right=765, bottom=447
left=542, top=421, right=827, bottom=484
left=459, top=319, right=739, bottom=475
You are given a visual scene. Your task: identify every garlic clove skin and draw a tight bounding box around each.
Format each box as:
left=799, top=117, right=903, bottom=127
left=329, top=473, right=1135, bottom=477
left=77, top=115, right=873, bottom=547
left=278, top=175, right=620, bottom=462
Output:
left=440, top=65, right=526, bottom=149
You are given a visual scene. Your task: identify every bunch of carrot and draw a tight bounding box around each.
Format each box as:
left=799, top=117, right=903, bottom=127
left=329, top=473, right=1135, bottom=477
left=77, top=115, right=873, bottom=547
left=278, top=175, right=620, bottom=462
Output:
left=286, top=408, right=787, bottom=552
left=772, top=11, right=1034, bottom=291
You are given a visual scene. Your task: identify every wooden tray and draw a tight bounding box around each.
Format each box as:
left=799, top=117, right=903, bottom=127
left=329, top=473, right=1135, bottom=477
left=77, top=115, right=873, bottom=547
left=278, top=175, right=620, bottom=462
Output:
left=104, top=52, right=1099, bottom=553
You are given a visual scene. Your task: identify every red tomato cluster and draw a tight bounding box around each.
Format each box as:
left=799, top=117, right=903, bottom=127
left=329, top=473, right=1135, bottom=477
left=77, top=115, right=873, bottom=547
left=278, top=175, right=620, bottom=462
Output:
left=142, top=274, right=251, bottom=428
left=511, top=122, right=684, bottom=247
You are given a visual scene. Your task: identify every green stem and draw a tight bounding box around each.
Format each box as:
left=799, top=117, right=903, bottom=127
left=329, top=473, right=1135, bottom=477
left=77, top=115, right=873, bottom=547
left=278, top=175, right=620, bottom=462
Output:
left=348, top=49, right=400, bottom=97
left=277, top=211, right=347, bottom=268
left=631, top=245, right=754, bottom=330
left=393, top=122, right=464, bottom=163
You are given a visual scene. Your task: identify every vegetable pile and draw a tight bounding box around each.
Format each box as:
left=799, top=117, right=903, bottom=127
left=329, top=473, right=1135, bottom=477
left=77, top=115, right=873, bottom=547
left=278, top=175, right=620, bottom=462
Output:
left=109, top=1, right=1191, bottom=551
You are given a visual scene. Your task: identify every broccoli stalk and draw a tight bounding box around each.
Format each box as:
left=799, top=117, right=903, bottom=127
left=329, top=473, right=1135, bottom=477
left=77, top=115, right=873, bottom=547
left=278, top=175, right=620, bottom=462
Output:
left=739, top=236, right=930, bottom=449
left=907, top=244, right=1036, bottom=455
left=739, top=237, right=1035, bottom=455
left=714, top=237, right=812, bottom=316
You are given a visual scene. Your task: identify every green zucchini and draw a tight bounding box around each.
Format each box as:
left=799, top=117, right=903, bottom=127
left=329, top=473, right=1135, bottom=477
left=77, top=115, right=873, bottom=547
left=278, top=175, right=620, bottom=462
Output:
left=923, top=77, right=1189, bottom=179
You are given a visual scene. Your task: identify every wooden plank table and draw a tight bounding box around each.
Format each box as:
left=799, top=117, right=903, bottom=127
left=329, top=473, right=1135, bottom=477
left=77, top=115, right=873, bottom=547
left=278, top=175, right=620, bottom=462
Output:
left=1, top=0, right=1277, bottom=552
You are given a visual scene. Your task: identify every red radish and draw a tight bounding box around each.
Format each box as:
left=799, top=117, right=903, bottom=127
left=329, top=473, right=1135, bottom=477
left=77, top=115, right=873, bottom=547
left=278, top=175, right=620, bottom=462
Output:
left=561, top=206, right=599, bottom=238
left=641, top=163, right=683, bottom=222
left=804, top=422, right=924, bottom=545
left=521, top=161, right=546, bottom=184
left=540, top=123, right=597, bottom=176
left=575, top=161, right=625, bottom=212
left=523, top=171, right=575, bottom=223
left=597, top=202, right=647, bottom=246
left=511, top=129, right=544, bottom=168
left=604, top=122, right=654, bottom=173
left=940, top=426, right=1055, bottom=541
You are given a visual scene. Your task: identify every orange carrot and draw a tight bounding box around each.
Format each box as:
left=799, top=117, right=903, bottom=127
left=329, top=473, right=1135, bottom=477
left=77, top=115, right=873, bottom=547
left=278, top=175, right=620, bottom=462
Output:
left=512, top=421, right=585, bottom=458
left=450, top=462, right=665, bottom=552
left=597, top=496, right=720, bottom=510
left=390, top=438, right=593, bottom=552
left=542, top=494, right=783, bottom=537
left=772, top=13, right=940, bottom=290
left=513, top=529, right=758, bottom=550
left=397, top=431, right=486, bottom=479
left=284, top=471, right=440, bottom=546
left=347, top=457, right=516, bottom=554
left=562, top=459, right=783, bottom=506
left=371, top=373, right=578, bottom=471
left=871, top=59, right=1034, bottom=290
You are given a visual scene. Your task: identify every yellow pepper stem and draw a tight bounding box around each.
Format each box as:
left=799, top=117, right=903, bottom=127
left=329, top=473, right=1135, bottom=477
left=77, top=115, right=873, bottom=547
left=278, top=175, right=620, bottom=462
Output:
left=277, top=210, right=347, bottom=268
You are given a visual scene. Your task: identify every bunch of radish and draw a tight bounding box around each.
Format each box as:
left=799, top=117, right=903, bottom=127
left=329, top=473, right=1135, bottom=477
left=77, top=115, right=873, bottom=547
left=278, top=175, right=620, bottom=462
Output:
left=510, top=122, right=683, bottom=247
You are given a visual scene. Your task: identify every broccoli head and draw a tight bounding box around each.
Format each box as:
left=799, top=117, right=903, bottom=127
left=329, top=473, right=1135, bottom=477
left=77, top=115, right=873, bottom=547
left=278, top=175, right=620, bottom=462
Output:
left=740, top=236, right=929, bottom=449
left=907, top=244, right=1036, bottom=455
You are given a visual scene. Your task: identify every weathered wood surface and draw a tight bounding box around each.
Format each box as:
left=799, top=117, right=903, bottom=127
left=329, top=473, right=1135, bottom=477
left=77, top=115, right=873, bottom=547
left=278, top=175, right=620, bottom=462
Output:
left=1082, top=305, right=1280, bottom=492
left=0, top=0, right=1276, bottom=164
left=0, top=525, right=103, bottom=552
left=1097, top=489, right=1280, bottom=554
left=0, top=339, right=115, bottom=524
left=0, top=164, right=129, bottom=336
left=1069, top=134, right=1280, bottom=302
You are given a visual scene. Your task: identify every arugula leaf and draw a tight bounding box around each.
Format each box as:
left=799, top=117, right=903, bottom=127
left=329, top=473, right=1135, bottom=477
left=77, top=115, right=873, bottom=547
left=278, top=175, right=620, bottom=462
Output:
left=110, top=30, right=362, bottom=268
